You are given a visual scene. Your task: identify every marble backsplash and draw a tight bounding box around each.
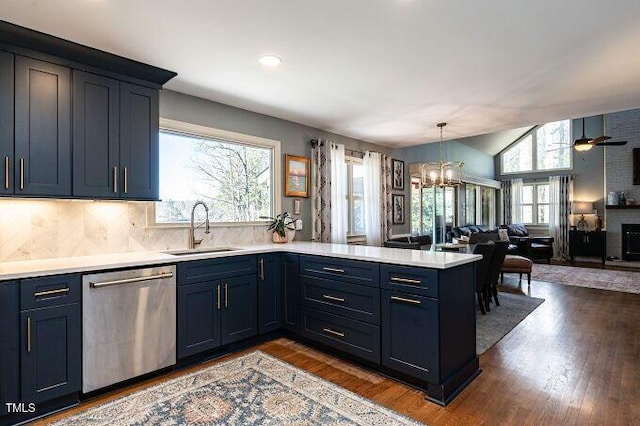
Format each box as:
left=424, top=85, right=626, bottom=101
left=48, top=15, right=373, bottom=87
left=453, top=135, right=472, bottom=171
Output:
left=0, top=199, right=271, bottom=262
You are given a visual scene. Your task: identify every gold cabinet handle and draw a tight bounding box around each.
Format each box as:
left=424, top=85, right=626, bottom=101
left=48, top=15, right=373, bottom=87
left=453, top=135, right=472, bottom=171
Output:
left=259, top=258, right=265, bottom=280
left=113, top=166, right=118, bottom=193
left=34, top=288, right=70, bottom=297
left=217, top=284, right=221, bottom=310
left=19, top=157, right=24, bottom=190
left=123, top=166, right=128, bottom=194
left=391, top=295, right=422, bottom=305
left=27, top=317, right=32, bottom=353
left=322, top=267, right=345, bottom=274
left=323, top=328, right=345, bottom=338
left=322, top=294, right=345, bottom=302
left=224, top=283, right=228, bottom=308
left=4, top=156, right=8, bottom=189
left=390, top=277, right=422, bottom=285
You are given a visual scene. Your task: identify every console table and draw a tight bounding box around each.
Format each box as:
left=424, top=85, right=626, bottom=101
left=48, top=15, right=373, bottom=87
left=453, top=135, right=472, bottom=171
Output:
left=569, top=230, right=606, bottom=265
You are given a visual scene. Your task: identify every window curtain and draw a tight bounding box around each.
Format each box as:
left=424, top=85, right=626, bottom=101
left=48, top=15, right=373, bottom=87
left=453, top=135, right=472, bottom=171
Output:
left=549, top=175, right=573, bottom=261
left=381, top=155, right=393, bottom=241
left=511, top=178, right=523, bottom=223
left=330, top=143, right=348, bottom=244
left=311, top=140, right=332, bottom=243
left=501, top=180, right=512, bottom=224
left=363, top=152, right=382, bottom=246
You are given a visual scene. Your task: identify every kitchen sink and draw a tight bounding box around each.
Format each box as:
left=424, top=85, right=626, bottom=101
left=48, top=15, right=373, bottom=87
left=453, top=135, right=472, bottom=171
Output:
left=162, top=247, right=242, bottom=256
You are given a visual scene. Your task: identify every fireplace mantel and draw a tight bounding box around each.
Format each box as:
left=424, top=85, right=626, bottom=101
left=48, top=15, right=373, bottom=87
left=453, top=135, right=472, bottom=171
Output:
left=605, top=205, right=640, bottom=210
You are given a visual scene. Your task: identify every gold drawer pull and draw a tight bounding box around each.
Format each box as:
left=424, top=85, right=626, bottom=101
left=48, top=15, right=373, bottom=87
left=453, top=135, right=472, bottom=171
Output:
left=323, top=328, right=345, bottom=338
left=19, top=158, right=24, bottom=190
left=322, top=267, right=345, bottom=273
left=322, top=294, right=345, bottom=302
left=390, top=277, right=422, bottom=285
left=34, top=288, right=70, bottom=297
left=4, top=156, right=8, bottom=189
left=27, top=316, right=32, bottom=353
left=391, top=296, right=422, bottom=305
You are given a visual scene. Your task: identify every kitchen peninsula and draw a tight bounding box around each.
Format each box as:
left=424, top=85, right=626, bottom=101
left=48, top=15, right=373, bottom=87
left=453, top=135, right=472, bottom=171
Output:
left=0, top=242, right=480, bottom=425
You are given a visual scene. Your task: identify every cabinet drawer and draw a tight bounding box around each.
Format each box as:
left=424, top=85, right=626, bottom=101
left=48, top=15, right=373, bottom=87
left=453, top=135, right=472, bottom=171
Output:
left=380, top=264, right=438, bottom=298
left=178, top=255, right=257, bottom=286
left=301, top=307, right=380, bottom=364
left=299, top=255, right=379, bottom=287
left=301, top=275, right=380, bottom=324
left=21, top=274, right=81, bottom=310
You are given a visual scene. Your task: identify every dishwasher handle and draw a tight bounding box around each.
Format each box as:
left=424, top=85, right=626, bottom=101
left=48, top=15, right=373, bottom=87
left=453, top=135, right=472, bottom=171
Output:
left=90, top=272, right=174, bottom=289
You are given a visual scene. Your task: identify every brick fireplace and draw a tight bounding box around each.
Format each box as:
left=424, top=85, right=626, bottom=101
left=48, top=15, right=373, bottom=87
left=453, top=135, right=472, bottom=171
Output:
left=604, top=109, right=640, bottom=265
left=622, top=224, right=640, bottom=261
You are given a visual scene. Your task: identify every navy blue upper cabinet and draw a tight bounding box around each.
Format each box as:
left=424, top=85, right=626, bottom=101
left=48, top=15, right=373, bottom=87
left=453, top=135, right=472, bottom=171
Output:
left=0, top=21, right=175, bottom=200
left=0, top=51, right=14, bottom=196
left=258, top=254, right=282, bottom=334
left=119, top=83, right=159, bottom=200
left=0, top=281, right=20, bottom=417
left=72, top=71, right=120, bottom=198
left=73, top=75, right=159, bottom=200
left=14, top=56, right=72, bottom=196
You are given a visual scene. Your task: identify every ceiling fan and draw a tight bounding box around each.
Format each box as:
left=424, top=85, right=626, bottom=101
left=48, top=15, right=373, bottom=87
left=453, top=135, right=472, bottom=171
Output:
left=574, top=117, right=627, bottom=151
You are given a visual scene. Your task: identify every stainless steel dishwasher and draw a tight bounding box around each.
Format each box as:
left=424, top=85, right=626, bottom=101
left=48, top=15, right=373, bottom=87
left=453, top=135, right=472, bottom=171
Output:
left=82, top=265, right=176, bottom=393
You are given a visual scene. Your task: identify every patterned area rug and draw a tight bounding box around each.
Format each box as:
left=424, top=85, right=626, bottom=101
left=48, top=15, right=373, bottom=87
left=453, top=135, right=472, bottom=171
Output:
left=48, top=351, right=422, bottom=426
left=532, top=264, right=640, bottom=294
left=476, top=292, right=544, bottom=355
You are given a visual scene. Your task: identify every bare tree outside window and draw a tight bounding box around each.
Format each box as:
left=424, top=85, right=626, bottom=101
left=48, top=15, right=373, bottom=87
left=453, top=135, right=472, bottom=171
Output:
left=156, top=131, right=273, bottom=224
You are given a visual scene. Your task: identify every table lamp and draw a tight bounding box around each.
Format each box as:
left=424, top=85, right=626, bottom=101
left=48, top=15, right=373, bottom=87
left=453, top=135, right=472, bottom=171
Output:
left=573, top=202, right=594, bottom=231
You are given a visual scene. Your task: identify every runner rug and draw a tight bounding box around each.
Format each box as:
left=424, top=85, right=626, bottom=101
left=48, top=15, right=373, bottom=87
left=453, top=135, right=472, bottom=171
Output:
left=48, top=351, right=421, bottom=426
left=531, top=263, right=640, bottom=294
left=476, top=292, right=545, bottom=354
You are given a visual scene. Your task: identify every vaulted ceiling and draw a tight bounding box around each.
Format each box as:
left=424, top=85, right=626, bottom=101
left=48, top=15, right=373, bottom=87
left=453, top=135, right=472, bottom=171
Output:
left=3, top=1, right=640, bottom=148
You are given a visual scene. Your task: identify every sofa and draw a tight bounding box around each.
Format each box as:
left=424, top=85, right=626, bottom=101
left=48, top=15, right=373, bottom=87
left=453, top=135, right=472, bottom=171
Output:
left=500, top=223, right=554, bottom=263
left=384, top=234, right=432, bottom=250
left=446, top=224, right=493, bottom=243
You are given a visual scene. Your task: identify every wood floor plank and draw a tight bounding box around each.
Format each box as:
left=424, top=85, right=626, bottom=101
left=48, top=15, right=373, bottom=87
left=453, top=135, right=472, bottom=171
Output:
left=31, top=275, right=640, bottom=426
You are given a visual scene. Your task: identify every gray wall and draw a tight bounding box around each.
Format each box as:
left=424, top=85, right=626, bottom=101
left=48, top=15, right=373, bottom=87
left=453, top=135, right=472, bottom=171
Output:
left=159, top=90, right=389, bottom=241
left=390, top=140, right=496, bottom=235
left=494, top=116, right=606, bottom=223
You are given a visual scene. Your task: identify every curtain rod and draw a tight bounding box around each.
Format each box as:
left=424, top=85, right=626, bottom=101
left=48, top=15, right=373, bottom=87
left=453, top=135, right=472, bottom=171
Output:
left=309, top=139, right=383, bottom=157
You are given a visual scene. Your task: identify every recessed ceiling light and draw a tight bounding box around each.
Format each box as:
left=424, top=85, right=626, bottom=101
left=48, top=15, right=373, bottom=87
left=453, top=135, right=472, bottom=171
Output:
left=259, top=55, right=282, bottom=67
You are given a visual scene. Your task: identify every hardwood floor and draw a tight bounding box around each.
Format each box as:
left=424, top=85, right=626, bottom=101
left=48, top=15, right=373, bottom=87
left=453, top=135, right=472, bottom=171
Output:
left=34, top=277, right=640, bottom=426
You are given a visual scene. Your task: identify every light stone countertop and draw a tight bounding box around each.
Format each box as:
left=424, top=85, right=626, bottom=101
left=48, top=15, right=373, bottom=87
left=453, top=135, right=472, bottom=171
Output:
left=0, top=242, right=481, bottom=281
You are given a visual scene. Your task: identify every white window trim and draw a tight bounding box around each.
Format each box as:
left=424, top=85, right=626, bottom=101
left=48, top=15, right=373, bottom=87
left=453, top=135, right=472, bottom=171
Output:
left=521, top=182, right=549, bottom=225
left=345, top=156, right=365, bottom=238
left=145, top=118, right=282, bottom=229
left=501, top=121, right=573, bottom=175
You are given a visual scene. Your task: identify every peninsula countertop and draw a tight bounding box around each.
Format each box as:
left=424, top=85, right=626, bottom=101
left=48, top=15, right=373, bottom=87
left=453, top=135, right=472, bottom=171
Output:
left=0, top=242, right=481, bottom=281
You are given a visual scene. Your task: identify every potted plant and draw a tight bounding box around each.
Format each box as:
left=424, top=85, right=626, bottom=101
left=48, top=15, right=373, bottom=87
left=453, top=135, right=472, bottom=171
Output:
left=261, top=212, right=296, bottom=243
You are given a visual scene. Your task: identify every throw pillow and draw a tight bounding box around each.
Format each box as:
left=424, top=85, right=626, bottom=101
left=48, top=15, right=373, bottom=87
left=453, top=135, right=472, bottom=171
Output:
left=498, top=229, right=509, bottom=242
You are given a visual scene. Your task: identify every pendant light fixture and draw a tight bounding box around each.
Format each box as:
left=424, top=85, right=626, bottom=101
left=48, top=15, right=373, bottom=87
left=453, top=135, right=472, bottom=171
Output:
left=421, top=122, right=464, bottom=187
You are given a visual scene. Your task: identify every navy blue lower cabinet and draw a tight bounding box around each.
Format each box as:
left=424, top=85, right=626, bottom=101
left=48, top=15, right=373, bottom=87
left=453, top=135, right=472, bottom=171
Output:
left=177, top=281, right=222, bottom=359
left=301, top=306, right=381, bottom=364
left=0, top=281, right=20, bottom=417
left=20, top=303, right=81, bottom=404
left=221, top=275, right=257, bottom=345
left=381, top=290, right=439, bottom=382
left=282, top=253, right=300, bottom=332
left=257, top=254, right=282, bottom=334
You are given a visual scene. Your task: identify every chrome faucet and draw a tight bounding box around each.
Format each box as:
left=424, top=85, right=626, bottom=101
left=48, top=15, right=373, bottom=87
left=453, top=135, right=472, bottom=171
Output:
left=188, top=201, right=210, bottom=249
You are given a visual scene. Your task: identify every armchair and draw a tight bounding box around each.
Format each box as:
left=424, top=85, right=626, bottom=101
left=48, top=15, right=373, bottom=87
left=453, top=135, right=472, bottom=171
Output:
left=501, top=223, right=554, bottom=263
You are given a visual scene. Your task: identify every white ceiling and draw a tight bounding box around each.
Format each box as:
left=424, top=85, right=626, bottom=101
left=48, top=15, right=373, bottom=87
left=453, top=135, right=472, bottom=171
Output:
left=3, top=0, right=640, bottom=148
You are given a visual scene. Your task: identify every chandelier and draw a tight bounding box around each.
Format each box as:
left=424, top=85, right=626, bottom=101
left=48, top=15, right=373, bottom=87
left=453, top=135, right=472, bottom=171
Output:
left=421, top=122, right=464, bottom=187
